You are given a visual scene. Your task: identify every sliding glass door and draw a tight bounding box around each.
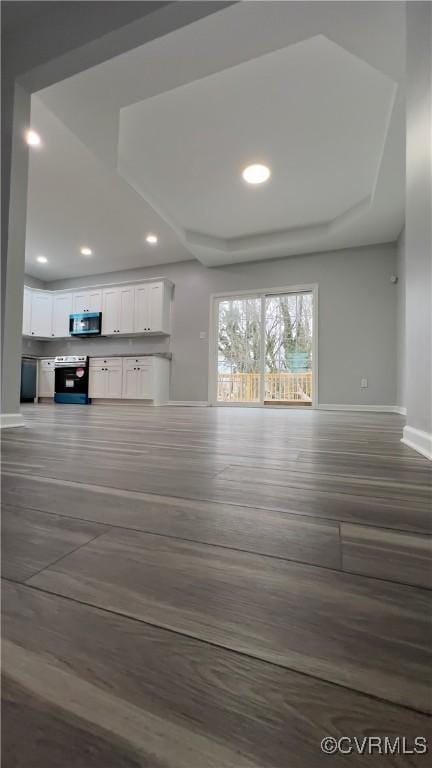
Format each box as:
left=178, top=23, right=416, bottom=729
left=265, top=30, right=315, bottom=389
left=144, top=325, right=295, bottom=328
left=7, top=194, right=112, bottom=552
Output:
left=217, top=296, right=262, bottom=403
left=264, top=293, right=313, bottom=404
left=215, top=289, right=314, bottom=406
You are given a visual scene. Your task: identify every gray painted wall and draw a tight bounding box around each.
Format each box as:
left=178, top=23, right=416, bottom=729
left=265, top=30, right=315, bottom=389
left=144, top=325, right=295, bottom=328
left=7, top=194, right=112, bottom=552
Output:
left=43, top=243, right=398, bottom=405
left=2, top=83, right=31, bottom=415
left=22, top=338, right=46, bottom=357
left=405, top=2, right=432, bottom=436
left=396, top=229, right=406, bottom=410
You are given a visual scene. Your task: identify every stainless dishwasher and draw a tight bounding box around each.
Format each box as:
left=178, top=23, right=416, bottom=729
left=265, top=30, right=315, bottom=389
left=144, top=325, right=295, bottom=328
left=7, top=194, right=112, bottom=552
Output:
left=20, top=357, right=37, bottom=403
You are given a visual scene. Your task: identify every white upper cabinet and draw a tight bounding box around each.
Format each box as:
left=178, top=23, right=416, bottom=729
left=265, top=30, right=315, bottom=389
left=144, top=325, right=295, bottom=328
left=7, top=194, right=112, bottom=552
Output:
left=102, top=285, right=134, bottom=335
left=52, top=293, right=72, bottom=338
left=119, top=285, right=135, bottom=334
left=134, top=284, right=150, bottom=333
left=30, top=292, right=53, bottom=337
left=149, top=282, right=163, bottom=331
left=101, top=288, right=118, bottom=335
left=73, top=290, right=102, bottom=314
left=23, top=280, right=171, bottom=340
left=134, top=281, right=170, bottom=334
left=22, top=288, right=32, bottom=335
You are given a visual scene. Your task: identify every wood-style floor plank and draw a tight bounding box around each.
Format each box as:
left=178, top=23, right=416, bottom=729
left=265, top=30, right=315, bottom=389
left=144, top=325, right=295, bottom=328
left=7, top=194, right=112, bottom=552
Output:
left=1, top=473, right=341, bottom=570
left=217, top=463, right=432, bottom=505
left=27, top=526, right=432, bottom=712
left=3, top=581, right=430, bottom=768
left=2, top=677, right=146, bottom=768
left=1, top=505, right=107, bottom=582
left=2, top=404, right=431, bottom=767
left=340, top=523, right=432, bottom=589
left=2, top=458, right=430, bottom=534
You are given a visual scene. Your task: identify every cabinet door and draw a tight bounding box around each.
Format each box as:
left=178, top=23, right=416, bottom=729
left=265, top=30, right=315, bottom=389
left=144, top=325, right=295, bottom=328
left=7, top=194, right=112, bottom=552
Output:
left=23, top=288, right=32, bottom=335
left=137, top=364, right=153, bottom=399
left=38, top=366, right=54, bottom=397
left=134, top=285, right=150, bottom=332
left=52, top=293, right=72, bottom=338
left=119, top=286, right=135, bottom=333
left=73, top=292, right=88, bottom=314
left=73, top=290, right=102, bottom=313
left=88, top=290, right=102, bottom=313
left=102, top=288, right=119, bottom=335
left=31, top=292, right=52, bottom=337
left=106, top=366, right=123, bottom=398
left=122, top=365, right=138, bottom=398
left=148, top=282, right=163, bottom=331
left=88, top=367, right=106, bottom=398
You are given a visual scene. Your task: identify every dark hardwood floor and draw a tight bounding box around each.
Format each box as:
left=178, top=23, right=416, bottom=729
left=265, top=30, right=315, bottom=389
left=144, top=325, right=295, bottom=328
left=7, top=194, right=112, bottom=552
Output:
left=2, top=404, right=431, bottom=766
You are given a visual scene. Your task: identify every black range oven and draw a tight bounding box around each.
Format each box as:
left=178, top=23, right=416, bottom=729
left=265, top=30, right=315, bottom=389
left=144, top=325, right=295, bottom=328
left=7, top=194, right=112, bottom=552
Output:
left=54, top=356, right=90, bottom=404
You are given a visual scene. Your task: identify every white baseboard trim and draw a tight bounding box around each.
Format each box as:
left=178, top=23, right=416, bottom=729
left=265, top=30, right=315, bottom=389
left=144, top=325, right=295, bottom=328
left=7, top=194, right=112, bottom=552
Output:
left=401, top=425, right=432, bottom=460
left=393, top=406, right=407, bottom=416
left=318, top=404, right=402, bottom=413
left=166, top=401, right=209, bottom=407
left=0, top=413, right=25, bottom=429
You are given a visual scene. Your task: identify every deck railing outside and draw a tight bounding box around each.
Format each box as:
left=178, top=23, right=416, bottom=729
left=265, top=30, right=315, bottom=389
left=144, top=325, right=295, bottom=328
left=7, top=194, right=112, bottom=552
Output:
left=217, top=372, right=313, bottom=403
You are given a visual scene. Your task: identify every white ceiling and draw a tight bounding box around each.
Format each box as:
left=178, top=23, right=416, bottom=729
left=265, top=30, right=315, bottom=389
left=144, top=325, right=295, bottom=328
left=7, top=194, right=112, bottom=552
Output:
left=26, top=99, right=192, bottom=281
left=26, top=1, right=405, bottom=280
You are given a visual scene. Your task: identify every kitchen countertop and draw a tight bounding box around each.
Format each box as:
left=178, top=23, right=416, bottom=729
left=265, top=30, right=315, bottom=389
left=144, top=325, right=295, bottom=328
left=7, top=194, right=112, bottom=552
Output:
left=22, top=352, right=172, bottom=360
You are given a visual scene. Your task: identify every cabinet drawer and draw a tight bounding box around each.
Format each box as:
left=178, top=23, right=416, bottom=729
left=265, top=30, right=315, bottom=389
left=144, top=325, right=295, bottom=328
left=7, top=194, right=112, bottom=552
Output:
left=124, top=357, right=152, bottom=367
left=40, top=359, right=56, bottom=369
left=90, top=357, right=122, bottom=367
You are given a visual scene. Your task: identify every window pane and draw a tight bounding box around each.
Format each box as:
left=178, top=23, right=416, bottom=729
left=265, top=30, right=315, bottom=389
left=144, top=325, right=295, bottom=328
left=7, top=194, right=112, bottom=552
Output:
left=217, top=297, right=261, bottom=402
left=264, top=293, right=313, bottom=403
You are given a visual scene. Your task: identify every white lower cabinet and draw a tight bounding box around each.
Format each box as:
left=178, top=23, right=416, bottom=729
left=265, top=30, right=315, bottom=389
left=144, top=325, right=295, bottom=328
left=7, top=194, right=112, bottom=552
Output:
left=88, top=366, right=106, bottom=398
left=122, top=357, right=170, bottom=402
left=106, top=365, right=123, bottom=398
left=38, top=359, right=55, bottom=398
left=122, top=363, right=139, bottom=399
left=89, top=358, right=122, bottom=399
left=88, top=356, right=169, bottom=403
left=122, top=358, right=153, bottom=399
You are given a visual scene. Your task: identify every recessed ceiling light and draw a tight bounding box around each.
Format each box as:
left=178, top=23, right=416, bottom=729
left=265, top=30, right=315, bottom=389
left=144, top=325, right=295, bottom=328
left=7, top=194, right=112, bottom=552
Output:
left=25, top=130, right=41, bottom=147
left=36, top=255, right=48, bottom=264
left=242, top=163, right=271, bottom=185
left=146, top=234, right=158, bottom=244
left=80, top=247, right=92, bottom=256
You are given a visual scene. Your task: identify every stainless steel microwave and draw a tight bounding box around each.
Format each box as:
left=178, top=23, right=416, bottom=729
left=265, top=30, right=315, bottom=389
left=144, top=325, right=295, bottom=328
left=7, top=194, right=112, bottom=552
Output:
left=69, top=312, right=102, bottom=337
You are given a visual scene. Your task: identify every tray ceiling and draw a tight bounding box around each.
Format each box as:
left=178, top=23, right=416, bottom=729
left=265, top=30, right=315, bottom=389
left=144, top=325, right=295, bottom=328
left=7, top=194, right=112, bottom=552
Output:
left=27, top=1, right=405, bottom=278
